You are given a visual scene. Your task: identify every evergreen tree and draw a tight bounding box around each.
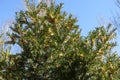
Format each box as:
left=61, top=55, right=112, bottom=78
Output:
left=0, top=26, right=14, bottom=80
left=1, top=0, right=120, bottom=80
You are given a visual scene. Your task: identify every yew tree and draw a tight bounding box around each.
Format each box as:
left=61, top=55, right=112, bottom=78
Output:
left=1, top=0, right=120, bottom=80
left=0, top=26, right=14, bottom=79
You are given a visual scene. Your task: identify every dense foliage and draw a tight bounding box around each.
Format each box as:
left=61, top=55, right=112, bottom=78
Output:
left=0, top=0, right=120, bottom=80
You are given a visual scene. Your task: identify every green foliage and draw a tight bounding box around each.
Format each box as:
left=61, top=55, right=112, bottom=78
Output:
left=0, top=33, right=14, bottom=80
left=0, top=0, right=120, bottom=80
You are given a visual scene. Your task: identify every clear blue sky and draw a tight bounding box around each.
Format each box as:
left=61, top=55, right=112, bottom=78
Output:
left=0, top=0, right=120, bottom=54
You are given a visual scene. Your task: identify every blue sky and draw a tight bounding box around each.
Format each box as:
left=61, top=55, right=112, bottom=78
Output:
left=0, top=0, right=120, bottom=54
